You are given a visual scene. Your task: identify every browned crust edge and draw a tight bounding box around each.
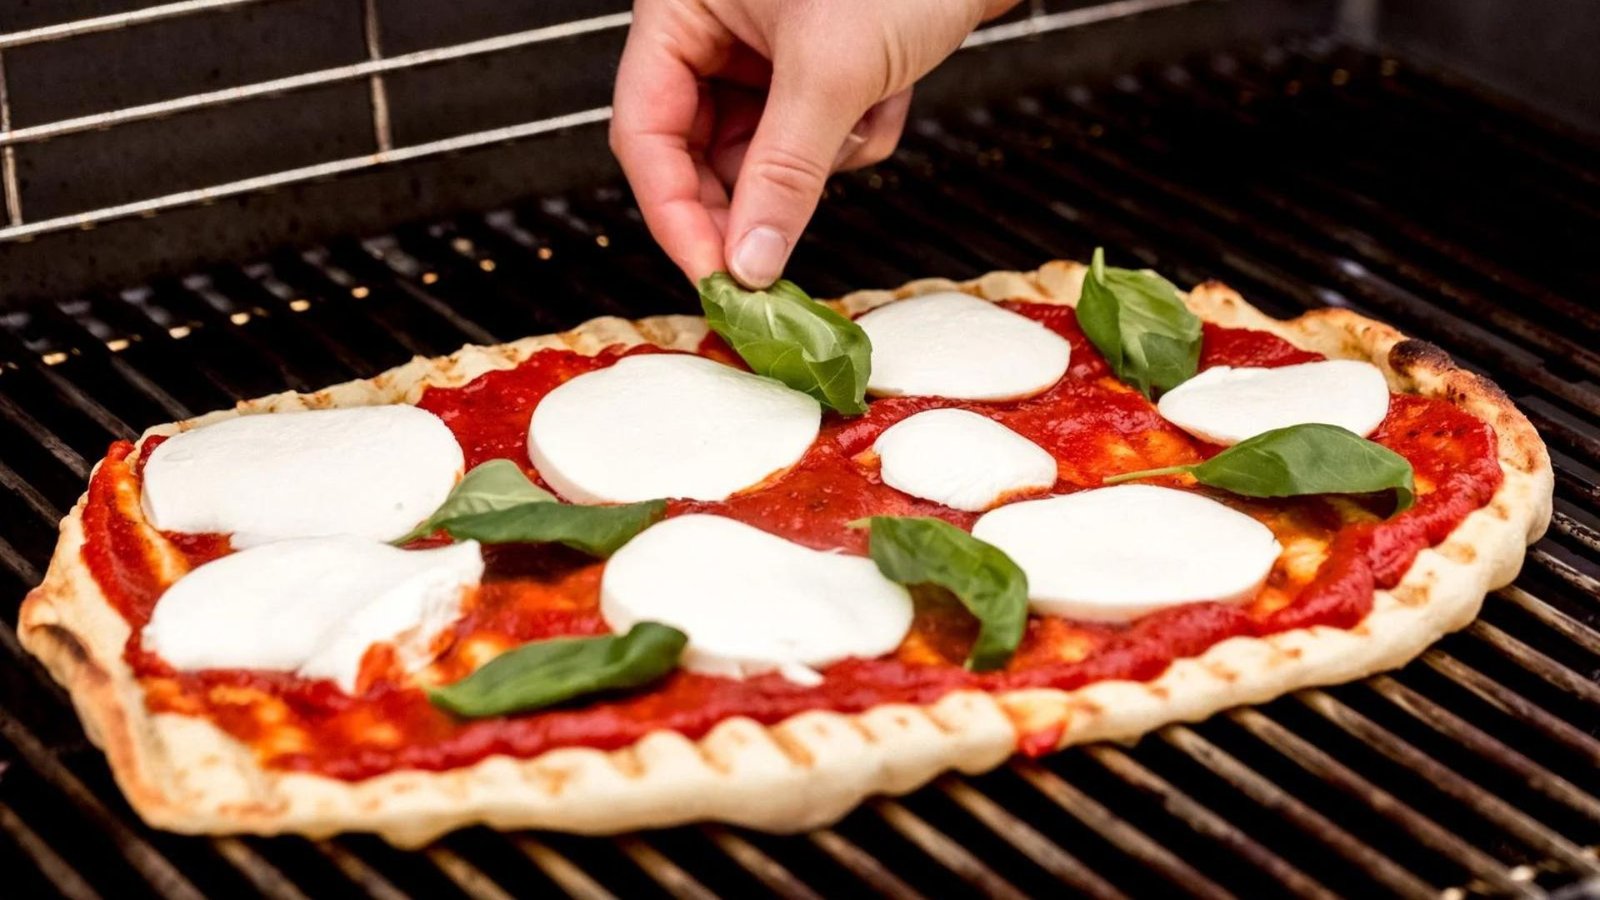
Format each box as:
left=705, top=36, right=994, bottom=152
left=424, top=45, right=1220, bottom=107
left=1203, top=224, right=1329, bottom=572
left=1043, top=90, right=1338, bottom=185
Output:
left=17, top=261, right=1553, bottom=846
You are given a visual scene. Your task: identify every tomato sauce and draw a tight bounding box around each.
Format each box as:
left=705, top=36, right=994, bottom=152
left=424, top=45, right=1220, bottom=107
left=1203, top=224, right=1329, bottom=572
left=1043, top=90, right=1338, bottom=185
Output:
left=79, top=302, right=1503, bottom=779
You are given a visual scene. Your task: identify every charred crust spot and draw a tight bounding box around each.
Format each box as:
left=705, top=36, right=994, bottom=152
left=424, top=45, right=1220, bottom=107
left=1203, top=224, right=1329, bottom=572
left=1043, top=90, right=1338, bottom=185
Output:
left=1148, top=685, right=1170, bottom=700
left=1439, top=541, right=1478, bottom=564
left=1387, top=338, right=1454, bottom=377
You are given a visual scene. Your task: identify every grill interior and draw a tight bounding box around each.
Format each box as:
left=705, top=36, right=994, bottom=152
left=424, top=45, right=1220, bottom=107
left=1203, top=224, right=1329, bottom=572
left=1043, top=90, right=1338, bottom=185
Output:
left=1, top=36, right=1598, bottom=900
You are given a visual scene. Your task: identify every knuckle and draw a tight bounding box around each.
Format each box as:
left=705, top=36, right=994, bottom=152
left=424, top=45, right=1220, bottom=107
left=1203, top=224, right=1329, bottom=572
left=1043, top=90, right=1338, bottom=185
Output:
left=748, top=145, right=831, bottom=201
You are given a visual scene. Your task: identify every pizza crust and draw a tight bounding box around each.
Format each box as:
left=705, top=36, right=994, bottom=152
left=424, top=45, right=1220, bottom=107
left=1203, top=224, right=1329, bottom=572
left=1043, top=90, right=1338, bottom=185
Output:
left=18, top=261, right=1553, bottom=846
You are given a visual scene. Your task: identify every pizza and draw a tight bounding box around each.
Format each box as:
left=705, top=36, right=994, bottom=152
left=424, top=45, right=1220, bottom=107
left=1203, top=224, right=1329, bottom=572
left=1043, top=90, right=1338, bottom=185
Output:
left=19, top=259, right=1552, bottom=847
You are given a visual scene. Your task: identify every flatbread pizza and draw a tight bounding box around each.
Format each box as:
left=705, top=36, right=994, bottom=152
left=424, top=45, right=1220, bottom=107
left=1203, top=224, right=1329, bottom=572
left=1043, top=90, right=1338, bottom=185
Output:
left=20, top=259, right=1552, bottom=846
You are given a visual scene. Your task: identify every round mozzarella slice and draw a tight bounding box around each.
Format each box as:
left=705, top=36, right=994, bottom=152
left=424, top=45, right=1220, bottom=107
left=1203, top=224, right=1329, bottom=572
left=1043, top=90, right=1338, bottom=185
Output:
left=874, top=408, right=1056, bottom=511
left=1157, top=359, right=1390, bottom=446
left=601, top=515, right=913, bottom=684
left=143, top=537, right=483, bottom=692
left=528, top=354, right=821, bottom=504
left=142, top=405, right=464, bottom=546
left=857, top=292, right=1071, bottom=401
left=971, top=485, right=1281, bottom=622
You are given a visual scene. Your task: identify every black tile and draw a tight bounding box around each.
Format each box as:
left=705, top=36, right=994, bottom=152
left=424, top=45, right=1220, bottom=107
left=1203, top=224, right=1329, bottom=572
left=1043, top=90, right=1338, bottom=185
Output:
left=1, top=0, right=166, bottom=33
left=14, top=81, right=372, bottom=220
left=383, top=29, right=623, bottom=147
left=4, top=0, right=364, bottom=125
left=374, top=0, right=630, bottom=56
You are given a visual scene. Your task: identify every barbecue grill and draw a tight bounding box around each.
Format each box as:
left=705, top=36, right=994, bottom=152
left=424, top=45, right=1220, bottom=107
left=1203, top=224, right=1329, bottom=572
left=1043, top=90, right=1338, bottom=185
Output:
left=1, top=0, right=1597, bottom=897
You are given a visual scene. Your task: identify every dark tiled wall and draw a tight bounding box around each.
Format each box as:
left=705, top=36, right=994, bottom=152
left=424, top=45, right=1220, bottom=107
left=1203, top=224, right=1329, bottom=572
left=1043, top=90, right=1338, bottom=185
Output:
left=0, top=0, right=630, bottom=224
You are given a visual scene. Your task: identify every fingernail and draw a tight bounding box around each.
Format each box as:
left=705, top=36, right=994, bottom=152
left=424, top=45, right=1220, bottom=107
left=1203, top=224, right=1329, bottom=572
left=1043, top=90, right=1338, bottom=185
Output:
left=833, top=132, right=868, bottom=169
left=730, top=226, right=788, bottom=288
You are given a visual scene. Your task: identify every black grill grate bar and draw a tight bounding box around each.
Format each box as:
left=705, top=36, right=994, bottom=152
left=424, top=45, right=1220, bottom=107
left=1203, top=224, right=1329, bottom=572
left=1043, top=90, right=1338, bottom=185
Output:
left=0, top=708, right=206, bottom=900
left=1226, top=706, right=1535, bottom=895
left=210, top=838, right=313, bottom=900
left=803, top=829, right=929, bottom=900
left=1465, top=620, right=1600, bottom=704
left=1082, top=745, right=1337, bottom=899
left=1365, top=675, right=1600, bottom=824
left=867, top=798, right=1029, bottom=900
left=700, top=827, right=822, bottom=900
left=29, top=305, right=193, bottom=421
left=1011, top=759, right=1236, bottom=900
left=936, top=777, right=1128, bottom=900
left=1421, top=650, right=1600, bottom=765
left=422, top=846, right=514, bottom=900
left=312, top=841, right=413, bottom=900
left=0, top=391, right=90, bottom=481
left=1157, top=724, right=1439, bottom=900
left=615, top=835, right=719, bottom=900
left=0, top=798, right=103, bottom=900
left=512, top=836, right=617, bottom=900
left=1499, top=586, right=1600, bottom=656
left=1295, top=690, right=1600, bottom=876
left=0, top=533, right=40, bottom=586
left=0, top=456, right=63, bottom=523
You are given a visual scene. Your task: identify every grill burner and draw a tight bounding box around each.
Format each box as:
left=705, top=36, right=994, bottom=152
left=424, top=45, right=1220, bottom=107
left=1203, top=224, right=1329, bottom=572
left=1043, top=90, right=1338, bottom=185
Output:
left=1, top=38, right=1597, bottom=899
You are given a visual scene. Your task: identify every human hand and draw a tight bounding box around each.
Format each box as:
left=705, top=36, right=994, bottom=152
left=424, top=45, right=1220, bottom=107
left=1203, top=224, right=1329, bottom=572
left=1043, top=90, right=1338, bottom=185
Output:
left=611, top=0, right=1019, bottom=288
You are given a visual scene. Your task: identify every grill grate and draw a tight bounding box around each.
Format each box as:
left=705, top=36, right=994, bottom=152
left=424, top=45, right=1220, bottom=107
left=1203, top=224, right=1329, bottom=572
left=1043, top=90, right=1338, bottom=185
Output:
left=0, top=38, right=1598, bottom=899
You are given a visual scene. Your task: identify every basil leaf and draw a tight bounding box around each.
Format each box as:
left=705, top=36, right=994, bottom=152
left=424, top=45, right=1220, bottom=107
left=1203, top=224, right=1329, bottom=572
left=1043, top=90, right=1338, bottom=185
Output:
left=698, top=271, right=872, bottom=415
left=860, top=516, right=1028, bottom=671
left=428, top=622, right=687, bottom=718
left=1106, top=423, right=1416, bottom=514
left=397, top=459, right=556, bottom=543
left=1076, top=247, right=1202, bottom=398
left=441, top=498, right=667, bottom=557
left=402, top=459, right=665, bottom=556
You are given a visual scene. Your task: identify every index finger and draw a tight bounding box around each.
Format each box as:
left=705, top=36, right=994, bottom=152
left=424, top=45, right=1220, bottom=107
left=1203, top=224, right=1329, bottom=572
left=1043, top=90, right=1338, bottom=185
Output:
left=610, top=25, right=725, bottom=281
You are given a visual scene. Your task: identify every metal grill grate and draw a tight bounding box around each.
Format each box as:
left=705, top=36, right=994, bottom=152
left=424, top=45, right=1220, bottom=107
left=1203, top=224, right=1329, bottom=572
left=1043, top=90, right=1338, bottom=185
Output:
left=0, top=38, right=1597, bottom=899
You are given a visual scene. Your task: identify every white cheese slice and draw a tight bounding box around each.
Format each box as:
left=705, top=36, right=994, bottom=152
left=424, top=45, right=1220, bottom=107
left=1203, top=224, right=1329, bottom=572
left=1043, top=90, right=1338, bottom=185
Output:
left=1157, top=359, right=1390, bottom=446
left=873, top=408, right=1057, bottom=511
left=856, top=292, right=1071, bottom=401
left=142, top=405, right=464, bottom=546
left=528, top=354, right=821, bottom=504
left=600, top=515, right=913, bottom=685
left=971, top=485, right=1281, bottom=622
left=142, top=537, right=483, bottom=693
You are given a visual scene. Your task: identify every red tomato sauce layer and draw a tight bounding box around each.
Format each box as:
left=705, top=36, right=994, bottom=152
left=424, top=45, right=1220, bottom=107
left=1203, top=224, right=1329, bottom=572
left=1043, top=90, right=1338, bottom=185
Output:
left=80, top=302, right=1503, bottom=779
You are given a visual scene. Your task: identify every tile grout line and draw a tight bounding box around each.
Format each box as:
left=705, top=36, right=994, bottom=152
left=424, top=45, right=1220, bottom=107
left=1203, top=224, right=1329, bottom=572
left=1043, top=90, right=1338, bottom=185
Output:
left=0, top=49, right=21, bottom=225
left=360, top=0, right=394, bottom=153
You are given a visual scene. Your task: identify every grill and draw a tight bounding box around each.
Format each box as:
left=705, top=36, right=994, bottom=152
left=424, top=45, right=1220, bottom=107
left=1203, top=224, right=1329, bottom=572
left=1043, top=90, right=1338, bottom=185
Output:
left=2, top=1, right=1599, bottom=898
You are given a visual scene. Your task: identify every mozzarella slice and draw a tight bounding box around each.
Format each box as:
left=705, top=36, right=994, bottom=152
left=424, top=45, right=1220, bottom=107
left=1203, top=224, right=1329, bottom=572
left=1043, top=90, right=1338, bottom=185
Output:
left=601, top=515, right=913, bottom=684
left=856, top=292, right=1071, bottom=401
left=143, top=537, right=483, bottom=692
left=1157, top=360, right=1390, bottom=446
left=142, top=405, right=464, bottom=546
left=528, top=354, right=821, bottom=504
left=971, top=485, right=1280, bottom=622
left=873, top=409, right=1056, bottom=511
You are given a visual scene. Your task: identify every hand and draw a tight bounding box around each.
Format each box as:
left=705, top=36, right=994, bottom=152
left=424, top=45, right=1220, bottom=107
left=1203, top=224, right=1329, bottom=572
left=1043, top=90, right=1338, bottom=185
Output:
left=611, top=0, right=1018, bottom=288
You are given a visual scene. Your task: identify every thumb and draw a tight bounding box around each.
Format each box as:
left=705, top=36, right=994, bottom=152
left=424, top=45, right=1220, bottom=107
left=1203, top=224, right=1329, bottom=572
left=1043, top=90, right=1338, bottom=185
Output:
left=724, top=65, right=872, bottom=288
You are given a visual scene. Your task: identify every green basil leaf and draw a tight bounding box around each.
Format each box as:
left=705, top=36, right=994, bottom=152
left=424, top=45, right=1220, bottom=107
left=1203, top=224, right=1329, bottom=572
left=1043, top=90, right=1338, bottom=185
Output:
left=860, top=516, right=1028, bottom=672
left=402, top=459, right=665, bottom=555
left=698, top=271, right=872, bottom=415
left=441, top=498, right=667, bottom=557
left=1106, top=423, right=1416, bottom=514
left=428, top=622, right=687, bottom=718
left=1076, top=247, right=1202, bottom=398
left=397, top=459, right=556, bottom=543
